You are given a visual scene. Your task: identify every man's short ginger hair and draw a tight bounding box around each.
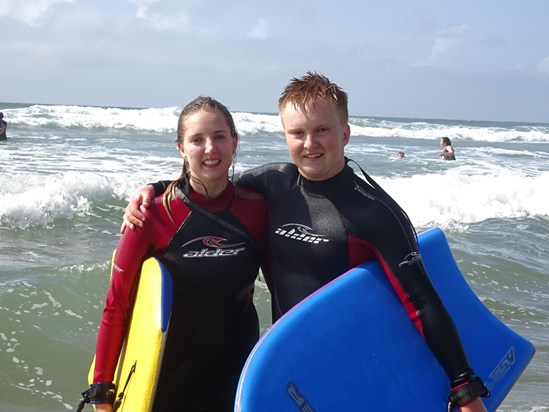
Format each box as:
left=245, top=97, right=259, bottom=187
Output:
left=278, top=72, right=349, bottom=124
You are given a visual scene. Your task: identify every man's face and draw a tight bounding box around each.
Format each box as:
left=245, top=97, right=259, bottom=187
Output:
left=281, top=100, right=350, bottom=181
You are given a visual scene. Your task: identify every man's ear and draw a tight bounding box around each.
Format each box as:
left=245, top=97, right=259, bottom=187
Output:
left=343, top=124, right=351, bottom=146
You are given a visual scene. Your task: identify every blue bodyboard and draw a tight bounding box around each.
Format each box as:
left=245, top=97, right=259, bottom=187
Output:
left=235, top=227, right=535, bottom=411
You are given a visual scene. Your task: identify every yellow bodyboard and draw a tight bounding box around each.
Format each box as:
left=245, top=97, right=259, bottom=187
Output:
left=88, top=255, right=172, bottom=411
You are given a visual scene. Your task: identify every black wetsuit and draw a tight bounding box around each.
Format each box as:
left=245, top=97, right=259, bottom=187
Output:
left=0, top=119, right=7, bottom=141
left=443, top=148, right=456, bottom=160
left=235, top=160, right=475, bottom=388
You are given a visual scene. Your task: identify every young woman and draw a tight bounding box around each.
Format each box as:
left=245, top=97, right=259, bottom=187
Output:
left=83, top=96, right=269, bottom=412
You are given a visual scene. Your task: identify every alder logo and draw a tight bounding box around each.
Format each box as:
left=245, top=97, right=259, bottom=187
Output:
left=182, top=236, right=246, bottom=258
left=274, top=223, right=329, bottom=244
left=398, top=251, right=422, bottom=267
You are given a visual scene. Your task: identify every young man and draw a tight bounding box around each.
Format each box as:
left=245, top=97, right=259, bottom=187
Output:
left=123, top=72, right=488, bottom=411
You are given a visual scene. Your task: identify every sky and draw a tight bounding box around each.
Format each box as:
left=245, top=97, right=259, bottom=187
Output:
left=1, top=0, right=548, bottom=123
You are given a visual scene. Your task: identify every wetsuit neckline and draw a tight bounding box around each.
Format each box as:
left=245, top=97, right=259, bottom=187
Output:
left=299, top=165, right=355, bottom=196
left=178, top=178, right=234, bottom=213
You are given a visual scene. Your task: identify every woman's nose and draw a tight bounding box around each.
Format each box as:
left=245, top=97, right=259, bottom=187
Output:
left=205, top=137, right=217, bottom=153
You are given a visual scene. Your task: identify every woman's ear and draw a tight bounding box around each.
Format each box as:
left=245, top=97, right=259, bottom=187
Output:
left=177, top=143, right=185, bottom=158
left=232, top=135, right=239, bottom=154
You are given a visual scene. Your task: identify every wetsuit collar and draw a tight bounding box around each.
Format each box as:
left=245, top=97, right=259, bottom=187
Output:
left=178, top=178, right=234, bottom=213
left=299, top=164, right=355, bottom=196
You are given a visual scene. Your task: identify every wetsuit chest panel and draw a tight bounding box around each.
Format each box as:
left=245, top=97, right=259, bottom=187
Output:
left=163, top=210, right=259, bottom=300
left=157, top=209, right=260, bottom=400
left=269, top=188, right=348, bottom=314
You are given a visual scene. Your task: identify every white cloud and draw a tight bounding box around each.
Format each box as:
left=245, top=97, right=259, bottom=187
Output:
left=142, top=12, right=190, bottom=31
left=248, top=18, right=268, bottom=40
left=0, top=0, right=73, bottom=26
left=414, top=24, right=472, bottom=67
left=129, top=0, right=191, bottom=31
left=128, top=0, right=158, bottom=19
left=537, top=56, right=549, bottom=77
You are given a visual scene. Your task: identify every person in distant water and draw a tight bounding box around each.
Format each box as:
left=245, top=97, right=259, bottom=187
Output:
left=439, top=137, right=456, bottom=160
left=0, top=112, right=7, bottom=141
left=122, top=72, right=489, bottom=412
left=79, top=96, right=269, bottom=412
left=396, top=151, right=405, bottom=159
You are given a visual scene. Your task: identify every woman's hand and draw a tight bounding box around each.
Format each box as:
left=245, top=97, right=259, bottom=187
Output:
left=94, top=403, right=113, bottom=412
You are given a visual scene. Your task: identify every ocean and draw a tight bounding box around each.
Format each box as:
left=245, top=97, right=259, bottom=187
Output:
left=1, top=102, right=548, bottom=411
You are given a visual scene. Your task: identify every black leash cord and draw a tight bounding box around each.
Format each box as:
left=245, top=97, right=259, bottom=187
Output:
left=112, top=362, right=136, bottom=412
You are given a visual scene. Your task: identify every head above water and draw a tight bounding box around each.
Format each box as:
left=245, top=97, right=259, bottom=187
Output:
left=440, top=137, right=452, bottom=147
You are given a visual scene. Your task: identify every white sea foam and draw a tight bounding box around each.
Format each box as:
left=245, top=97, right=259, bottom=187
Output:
left=349, top=117, right=549, bottom=143
left=0, top=162, right=180, bottom=228
left=4, top=104, right=549, bottom=142
left=2, top=160, right=548, bottom=230
left=6, top=104, right=181, bottom=132
left=376, top=169, right=549, bottom=229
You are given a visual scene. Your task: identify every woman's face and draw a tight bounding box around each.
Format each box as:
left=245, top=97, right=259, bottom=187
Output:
left=178, top=109, right=237, bottom=195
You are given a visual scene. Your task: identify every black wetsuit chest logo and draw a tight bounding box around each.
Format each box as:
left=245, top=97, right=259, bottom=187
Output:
left=274, top=223, right=329, bottom=245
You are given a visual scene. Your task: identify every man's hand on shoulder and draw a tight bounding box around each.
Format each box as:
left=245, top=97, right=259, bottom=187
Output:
left=120, top=185, right=155, bottom=233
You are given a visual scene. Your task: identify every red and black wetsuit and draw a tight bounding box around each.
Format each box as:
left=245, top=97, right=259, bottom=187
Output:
left=235, top=160, right=476, bottom=388
left=93, top=181, right=268, bottom=412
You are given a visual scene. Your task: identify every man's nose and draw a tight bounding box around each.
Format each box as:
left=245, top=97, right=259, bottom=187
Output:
left=303, top=133, right=316, bottom=149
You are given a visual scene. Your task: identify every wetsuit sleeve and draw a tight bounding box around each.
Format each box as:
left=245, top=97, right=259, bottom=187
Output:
left=231, top=185, right=272, bottom=291
left=93, top=209, right=160, bottom=383
left=235, top=163, right=298, bottom=202
left=359, top=191, right=475, bottom=387
left=150, top=180, right=172, bottom=196
left=378, top=240, right=474, bottom=386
